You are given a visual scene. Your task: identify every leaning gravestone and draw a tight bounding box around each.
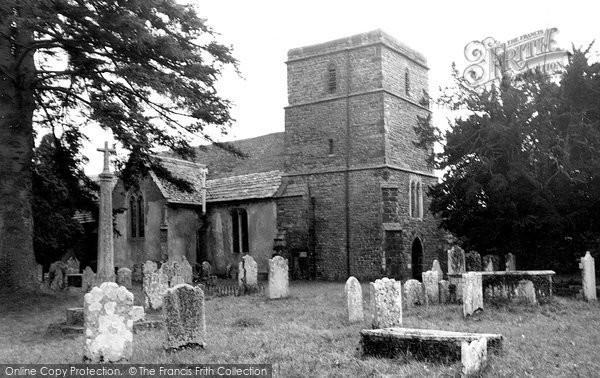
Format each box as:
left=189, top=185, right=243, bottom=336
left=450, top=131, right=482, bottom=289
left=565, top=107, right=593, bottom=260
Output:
left=463, top=272, right=483, bottom=317
left=82, top=266, right=96, bottom=292
left=239, top=255, right=258, bottom=287
left=83, top=282, right=133, bottom=362
left=505, top=253, right=516, bottom=271
left=461, top=337, right=488, bottom=376
left=345, top=276, right=364, bottom=323
left=465, top=251, right=482, bottom=271
left=404, top=279, right=426, bottom=307
left=431, top=260, right=443, bottom=280
left=580, top=252, right=597, bottom=301
left=144, top=271, right=169, bottom=310
left=268, top=256, right=289, bottom=299
left=117, top=267, right=132, bottom=289
left=439, top=280, right=450, bottom=304
left=422, top=270, right=440, bottom=305
left=370, top=278, right=402, bottom=328
left=163, top=284, right=206, bottom=349
left=447, top=246, right=466, bottom=274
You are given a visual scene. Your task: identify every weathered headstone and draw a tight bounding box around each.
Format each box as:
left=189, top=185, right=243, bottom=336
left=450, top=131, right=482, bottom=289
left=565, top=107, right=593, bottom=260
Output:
left=482, top=255, right=500, bottom=272
left=465, top=251, right=482, bottom=271
left=462, top=272, right=483, bottom=317
left=404, top=279, right=426, bottom=307
left=163, top=284, right=206, bottom=349
left=83, top=282, right=133, bottom=362
left=431, top=259, right=443, bottom=280
left=132, top=263, right=143, bottom=282
left=580, top=251, right=597, bottom=301
left=178, top=257, right=193, bottom=284
left=447, top=246, right=466, bottom=274
left=143, top=260, right=157, bottom=275
left=345, top=276, right=364, bottom=323
left=422, top=270, right=440, bottom=304
left=143, top=271, right=169, bottom=310
left=268, top=256, right=289, bottom=299
left=238, top=255, right=258, bottom=287
left=82, top=266, right=96, bottom=292
left=131, top=306, right=145, bottom=322
left=484, top=259, right=494, bottom=272
left=66, top=256, right=80, bottom=274
left=95, top=142, right=117, bottom=283
left=505, top=253, right=516, bottom=271
left=439, top=280, right=450, bottom=304
left=515, top=280, right=537, bottom=305
left=66, top=307, right=84, bottom=326
left=117, top=267, right=132, bottom=289
left=370, top=278, right=402, bottom=328
left=201, top=261, right=212, bottom=279
left=49, top=261, right=66, bottom=291
left=461, top=337, right=488, bottom=376
left=170, top=275, right=185, bottom=287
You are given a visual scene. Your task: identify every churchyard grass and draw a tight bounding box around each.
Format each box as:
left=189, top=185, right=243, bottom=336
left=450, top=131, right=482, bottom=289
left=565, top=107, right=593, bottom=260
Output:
left=1, top=282, right=600, bottom=376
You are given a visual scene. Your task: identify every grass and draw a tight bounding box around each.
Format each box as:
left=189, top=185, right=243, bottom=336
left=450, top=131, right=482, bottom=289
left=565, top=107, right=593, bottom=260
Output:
left=1, top=281, right=600, bottom=377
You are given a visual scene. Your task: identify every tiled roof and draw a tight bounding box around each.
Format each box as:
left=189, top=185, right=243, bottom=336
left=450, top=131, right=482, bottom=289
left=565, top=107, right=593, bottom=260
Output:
left=151, top=156, right=206, bottom=206
left=206, top=170, right=283, bottom=203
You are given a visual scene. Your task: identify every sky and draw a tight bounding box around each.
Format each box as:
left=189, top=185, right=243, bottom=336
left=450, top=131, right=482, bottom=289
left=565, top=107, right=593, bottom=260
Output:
left=83, top=0, right=600, bottom=174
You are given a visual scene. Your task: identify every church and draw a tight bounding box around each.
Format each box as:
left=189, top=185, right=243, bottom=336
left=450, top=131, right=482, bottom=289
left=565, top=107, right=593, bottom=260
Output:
left=112, top=29, right=446, bottom=281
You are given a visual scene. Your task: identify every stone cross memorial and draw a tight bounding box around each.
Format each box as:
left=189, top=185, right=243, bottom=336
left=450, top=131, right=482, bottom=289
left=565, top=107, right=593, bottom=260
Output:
left=580, top=251, right=597, bottom=301
left=268, top=256, right=289, bottom=299
left=345, top=276, right=364, bottom=323
left=83, top=282, right=133, bottom=362
left=163, top=284, right=206, bottom=349
left=96, top=141, right=117, bottom=283
left=370, top=278, right=402, bottom=328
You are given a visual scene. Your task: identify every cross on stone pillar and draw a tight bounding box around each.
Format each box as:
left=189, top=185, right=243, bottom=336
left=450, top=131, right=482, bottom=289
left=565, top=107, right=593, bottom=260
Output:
left=96, top=141, right=116, bottom=284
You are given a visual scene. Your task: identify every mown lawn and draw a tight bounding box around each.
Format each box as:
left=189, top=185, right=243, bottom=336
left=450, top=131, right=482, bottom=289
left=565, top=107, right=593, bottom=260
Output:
left=1, top=281, right=599, bottom=377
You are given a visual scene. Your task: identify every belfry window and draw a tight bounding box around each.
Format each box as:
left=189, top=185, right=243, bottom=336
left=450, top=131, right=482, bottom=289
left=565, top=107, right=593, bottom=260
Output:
left=231, top=208, right=249, bottom=254
left=327, top=63, right=337, bottom=93
left=130, top=193, right=145, bottom=238
left=408, top=178, right=423, bottom=219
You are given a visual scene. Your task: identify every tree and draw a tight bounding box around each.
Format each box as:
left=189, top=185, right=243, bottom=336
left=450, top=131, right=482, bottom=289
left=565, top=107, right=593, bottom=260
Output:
left=0, top=1, right=237, bottom=289
left=415, top=50, right=600, bottom=271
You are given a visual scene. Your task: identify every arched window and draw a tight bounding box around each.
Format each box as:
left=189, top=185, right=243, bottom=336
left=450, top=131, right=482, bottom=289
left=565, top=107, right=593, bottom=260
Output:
left=409, top=178, right=423, bottom=219
left=129, top=193, right=145, bottom=238
left=231, top=208, right=249, bottom=254
left=405, top=68, right=411, bottom=96
left=327, top=63, right=337, bottom=93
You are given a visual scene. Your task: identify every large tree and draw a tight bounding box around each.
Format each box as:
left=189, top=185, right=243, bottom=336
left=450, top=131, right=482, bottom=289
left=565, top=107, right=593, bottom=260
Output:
left=0, top=0, right=236, bottom=289
left=415, top=50, right=600, bottom=270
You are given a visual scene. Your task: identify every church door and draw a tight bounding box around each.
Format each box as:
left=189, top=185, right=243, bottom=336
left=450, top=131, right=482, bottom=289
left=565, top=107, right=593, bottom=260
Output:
left=411, top=237, right=423, bottom=280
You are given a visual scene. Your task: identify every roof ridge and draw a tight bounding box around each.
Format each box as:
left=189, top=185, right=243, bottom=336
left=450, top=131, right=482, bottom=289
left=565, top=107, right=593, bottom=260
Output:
left=158, top=155, right=206, bottom=169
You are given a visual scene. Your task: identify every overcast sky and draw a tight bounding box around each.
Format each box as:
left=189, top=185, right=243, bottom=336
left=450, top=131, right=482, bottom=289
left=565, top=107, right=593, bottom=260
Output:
left=83, top=0, right=600, bottom=174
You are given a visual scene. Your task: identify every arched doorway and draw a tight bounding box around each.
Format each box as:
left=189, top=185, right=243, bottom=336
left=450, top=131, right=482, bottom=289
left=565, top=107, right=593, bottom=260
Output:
left=411, top=237, right=423, bottom=280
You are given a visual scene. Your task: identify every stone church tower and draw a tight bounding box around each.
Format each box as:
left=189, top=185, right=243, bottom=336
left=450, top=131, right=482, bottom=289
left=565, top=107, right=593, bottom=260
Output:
left=277, top=30, right=444, bottom=281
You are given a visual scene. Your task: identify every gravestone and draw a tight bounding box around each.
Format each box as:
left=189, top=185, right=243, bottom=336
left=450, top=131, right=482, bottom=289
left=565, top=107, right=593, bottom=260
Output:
left=66, top=307, right=84, bottom=326
left=268, top=256, right=289, bottom=299
left=239, top=255, right=258, bottom=287
left=422, top=270, right=440, bottom=304
left=143, top=260, right=157, bottom=275
left=404, top=279, right=426, bottom=307
left=505, top=253, right=516, bottom=271
left=36, top=264, right=43, bottom=283
left=439, top=280, right=450, bottom=304
left=66, top=256, right=80, bottom=274
left=580, top=252, right=597, bottom=301
left=163, top=284, right=206, bottom=350
left=465, top=251, right=482, bottom=271
left=515, top=280, right=537, bottom=305
left=482, top=255, right=500, bottom=272
left=345, top=276, right=364, bottom=323
left=178, top=257, right=194, bottom=284
left=144, top=271, right=169, bottom=310
left=131, top=306, right=145, bottom=322
left=431, top=259, right=443, bottom=280
left=484, top=259, right=494, bottom=272
left=462, top=272, right=483, bottom=317
left=83, top=282, right=133, bottom=362
left=132, top=263, right=143, bottom=282
left=117, top=267, right=132, bottom=289
left=461, top=337, right=488, bottom=376
left=170, top=275, right=185, bottom=287
left=201, top=261, right=212, bottom=279
left=49, top=261, right=66, bottom=291
left=447, top=246, right=466, bottom=274
left=370, top=278, right=402, bottom=328
left=82, top=266, right=96, bottom=292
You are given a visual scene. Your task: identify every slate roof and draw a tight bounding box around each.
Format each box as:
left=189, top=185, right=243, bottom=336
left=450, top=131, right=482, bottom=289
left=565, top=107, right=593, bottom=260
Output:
left=206, top=170, right=283, bottom=203
left=151, top=156, right=207, bottom=206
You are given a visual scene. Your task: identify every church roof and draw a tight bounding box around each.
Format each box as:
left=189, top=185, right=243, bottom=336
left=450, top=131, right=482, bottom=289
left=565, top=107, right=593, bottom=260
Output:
left=151, top=156, right=207, bottom=206
left=206, top=170, right=283, bottom=203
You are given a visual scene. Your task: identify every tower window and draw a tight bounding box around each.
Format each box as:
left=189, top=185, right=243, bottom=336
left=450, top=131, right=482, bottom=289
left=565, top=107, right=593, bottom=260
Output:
left=327, top=63, right=337, bottom=93
left=408, top=178, right=423, bottom=219
left=405, top=68, right=411, bottom=96
left=328, top=138, right=334, bottom=155
left=231, top=208, right=249, bottom=254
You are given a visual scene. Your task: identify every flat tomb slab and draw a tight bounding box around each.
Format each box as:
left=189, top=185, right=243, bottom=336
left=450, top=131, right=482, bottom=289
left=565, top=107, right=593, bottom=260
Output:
left=360, top=328, right=503, bottom=363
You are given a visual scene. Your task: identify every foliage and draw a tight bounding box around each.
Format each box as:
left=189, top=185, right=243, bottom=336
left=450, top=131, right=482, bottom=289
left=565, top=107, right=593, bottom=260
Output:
left=32, top=133, right=98, bottom=267
left=415, top=50, right=600, bottom=271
